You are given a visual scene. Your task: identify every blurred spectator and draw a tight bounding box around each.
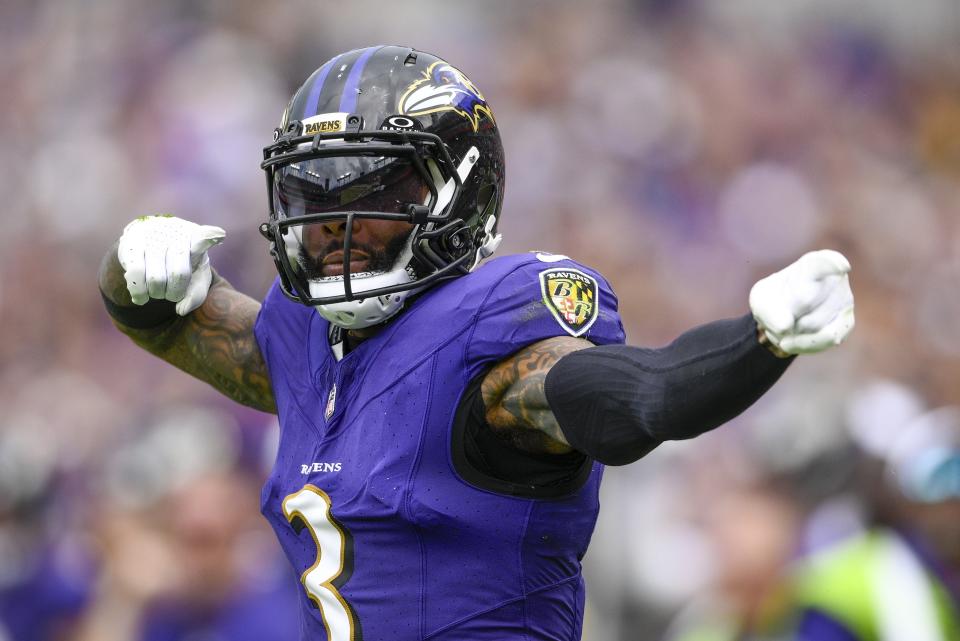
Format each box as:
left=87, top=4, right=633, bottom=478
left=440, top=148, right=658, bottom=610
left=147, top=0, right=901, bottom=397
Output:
left=66, top=407, right=299, bottom=641
left=792, top=391, right=960, bottom=641
left=662, top=481, right=804, bottom=641
left=0, top=427, right=91, bottom=641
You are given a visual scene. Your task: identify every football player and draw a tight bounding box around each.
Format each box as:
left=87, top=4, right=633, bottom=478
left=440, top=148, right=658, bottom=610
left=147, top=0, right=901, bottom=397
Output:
left=98, top=46, right=854, bottom=641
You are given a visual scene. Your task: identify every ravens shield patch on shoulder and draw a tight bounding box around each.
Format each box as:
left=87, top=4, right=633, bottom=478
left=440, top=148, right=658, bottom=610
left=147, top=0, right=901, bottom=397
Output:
left=539, top=268, right=600, bottom=337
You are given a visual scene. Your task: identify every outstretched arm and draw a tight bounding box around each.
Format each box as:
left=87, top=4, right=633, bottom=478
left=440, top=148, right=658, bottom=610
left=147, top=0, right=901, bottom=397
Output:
left=99, top=218, right=276, bottom=414
left=482, top=250, right=855, bottom=464
left=481, top=316, right=790, bottom=462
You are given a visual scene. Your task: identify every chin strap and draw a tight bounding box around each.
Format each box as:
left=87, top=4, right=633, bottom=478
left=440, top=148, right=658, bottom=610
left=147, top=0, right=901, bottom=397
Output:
left=468, top=213, right=502, bottom=272
left=433, top=146, right=479, bottom=216
left=477, top=214, right=502, bottom=259
left=435, top=145, right=502, bottom=269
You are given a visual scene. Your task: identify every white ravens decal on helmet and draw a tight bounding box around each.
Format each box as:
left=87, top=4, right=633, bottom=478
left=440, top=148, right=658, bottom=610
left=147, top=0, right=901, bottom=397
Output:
left=398, top=62, right=493, bottom=132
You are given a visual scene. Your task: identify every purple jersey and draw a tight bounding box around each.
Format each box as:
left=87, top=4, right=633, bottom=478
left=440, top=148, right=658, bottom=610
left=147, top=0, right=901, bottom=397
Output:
left=255, top=253, right=625, bottom=641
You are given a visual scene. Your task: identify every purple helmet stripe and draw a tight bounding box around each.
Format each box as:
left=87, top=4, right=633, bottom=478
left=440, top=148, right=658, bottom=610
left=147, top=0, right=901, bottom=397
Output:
left=338, top=46, right=382, bottom=114
left=302, top=56, right=340, bottom=119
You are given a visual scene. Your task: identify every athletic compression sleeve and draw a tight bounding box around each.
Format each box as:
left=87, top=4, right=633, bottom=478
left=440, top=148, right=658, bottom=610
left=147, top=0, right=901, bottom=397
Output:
left=100, top=289, right=178, bottom=329
left=543, top=313, right=793, bottom=465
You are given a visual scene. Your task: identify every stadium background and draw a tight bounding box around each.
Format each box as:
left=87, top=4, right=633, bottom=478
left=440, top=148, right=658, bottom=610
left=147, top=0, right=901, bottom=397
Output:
left=0, top=0, right=958, bottom=639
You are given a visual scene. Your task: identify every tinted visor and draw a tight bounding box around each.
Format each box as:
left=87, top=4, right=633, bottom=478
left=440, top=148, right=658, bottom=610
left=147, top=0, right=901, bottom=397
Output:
left=273, top=155, right=432, bottom=219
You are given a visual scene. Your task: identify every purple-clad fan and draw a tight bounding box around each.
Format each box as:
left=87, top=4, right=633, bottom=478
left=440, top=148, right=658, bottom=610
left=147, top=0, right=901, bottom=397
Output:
left=99, top=46, right=856, bottom=640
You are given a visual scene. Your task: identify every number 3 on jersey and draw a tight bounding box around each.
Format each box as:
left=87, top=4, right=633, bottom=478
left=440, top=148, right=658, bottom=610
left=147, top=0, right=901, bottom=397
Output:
left=283, top=485, right=358, bottom=641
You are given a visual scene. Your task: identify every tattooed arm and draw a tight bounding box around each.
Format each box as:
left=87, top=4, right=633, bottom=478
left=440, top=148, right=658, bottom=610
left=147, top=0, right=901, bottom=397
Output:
left=99, top=242, right=276, bottom=413
left=482, top=314, right=795, bottom=463
left=481, top=337, right=592, bottom=455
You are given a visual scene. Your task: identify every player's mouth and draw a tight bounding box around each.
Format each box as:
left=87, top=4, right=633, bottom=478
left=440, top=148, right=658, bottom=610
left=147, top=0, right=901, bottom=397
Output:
left=322, top=251, right=370, bottom=276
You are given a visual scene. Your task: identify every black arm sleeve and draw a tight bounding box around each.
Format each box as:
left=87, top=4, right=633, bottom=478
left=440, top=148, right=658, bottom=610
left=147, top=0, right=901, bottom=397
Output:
left=543, top=313, right=794, bottom=465
left=100, top=289, right=178, bottom=329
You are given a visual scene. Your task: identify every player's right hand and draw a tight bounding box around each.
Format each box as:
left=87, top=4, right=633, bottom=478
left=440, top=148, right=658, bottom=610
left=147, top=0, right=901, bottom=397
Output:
left=117, top=215, right=225, bottom=316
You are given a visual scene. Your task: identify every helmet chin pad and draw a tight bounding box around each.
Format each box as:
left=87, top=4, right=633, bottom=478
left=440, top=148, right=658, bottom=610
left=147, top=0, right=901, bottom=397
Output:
left=310, top=271, right=414, bottom=328
left=308, top=230, right=419, bottom=329
left=313, top=288, right=408, bottom=329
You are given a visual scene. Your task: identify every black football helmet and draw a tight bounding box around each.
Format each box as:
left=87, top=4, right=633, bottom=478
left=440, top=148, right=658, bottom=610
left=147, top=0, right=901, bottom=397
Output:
left=260, top=46, right=505, bottom=329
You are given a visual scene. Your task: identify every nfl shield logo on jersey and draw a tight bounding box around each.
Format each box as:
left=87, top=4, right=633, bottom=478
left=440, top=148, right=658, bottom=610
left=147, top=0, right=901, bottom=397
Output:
left=325, top=384, right=337, bottom=420
left=539, top=268, right=600, bottom=337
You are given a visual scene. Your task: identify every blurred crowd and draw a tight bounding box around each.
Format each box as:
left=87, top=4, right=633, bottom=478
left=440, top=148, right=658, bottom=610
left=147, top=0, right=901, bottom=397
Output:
left=0, top=0, right=958, bottom=639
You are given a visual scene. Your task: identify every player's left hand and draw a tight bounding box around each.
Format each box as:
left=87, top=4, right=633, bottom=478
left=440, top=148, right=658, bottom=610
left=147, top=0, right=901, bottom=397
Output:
left=749, top=250, right=855, bottom=355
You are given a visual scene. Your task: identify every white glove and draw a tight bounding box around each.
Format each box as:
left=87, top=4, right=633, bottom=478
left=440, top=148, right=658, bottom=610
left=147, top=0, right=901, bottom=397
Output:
left=749, top=249, right=855, bottom=355
left=117, top=215, right=226, bottom=316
